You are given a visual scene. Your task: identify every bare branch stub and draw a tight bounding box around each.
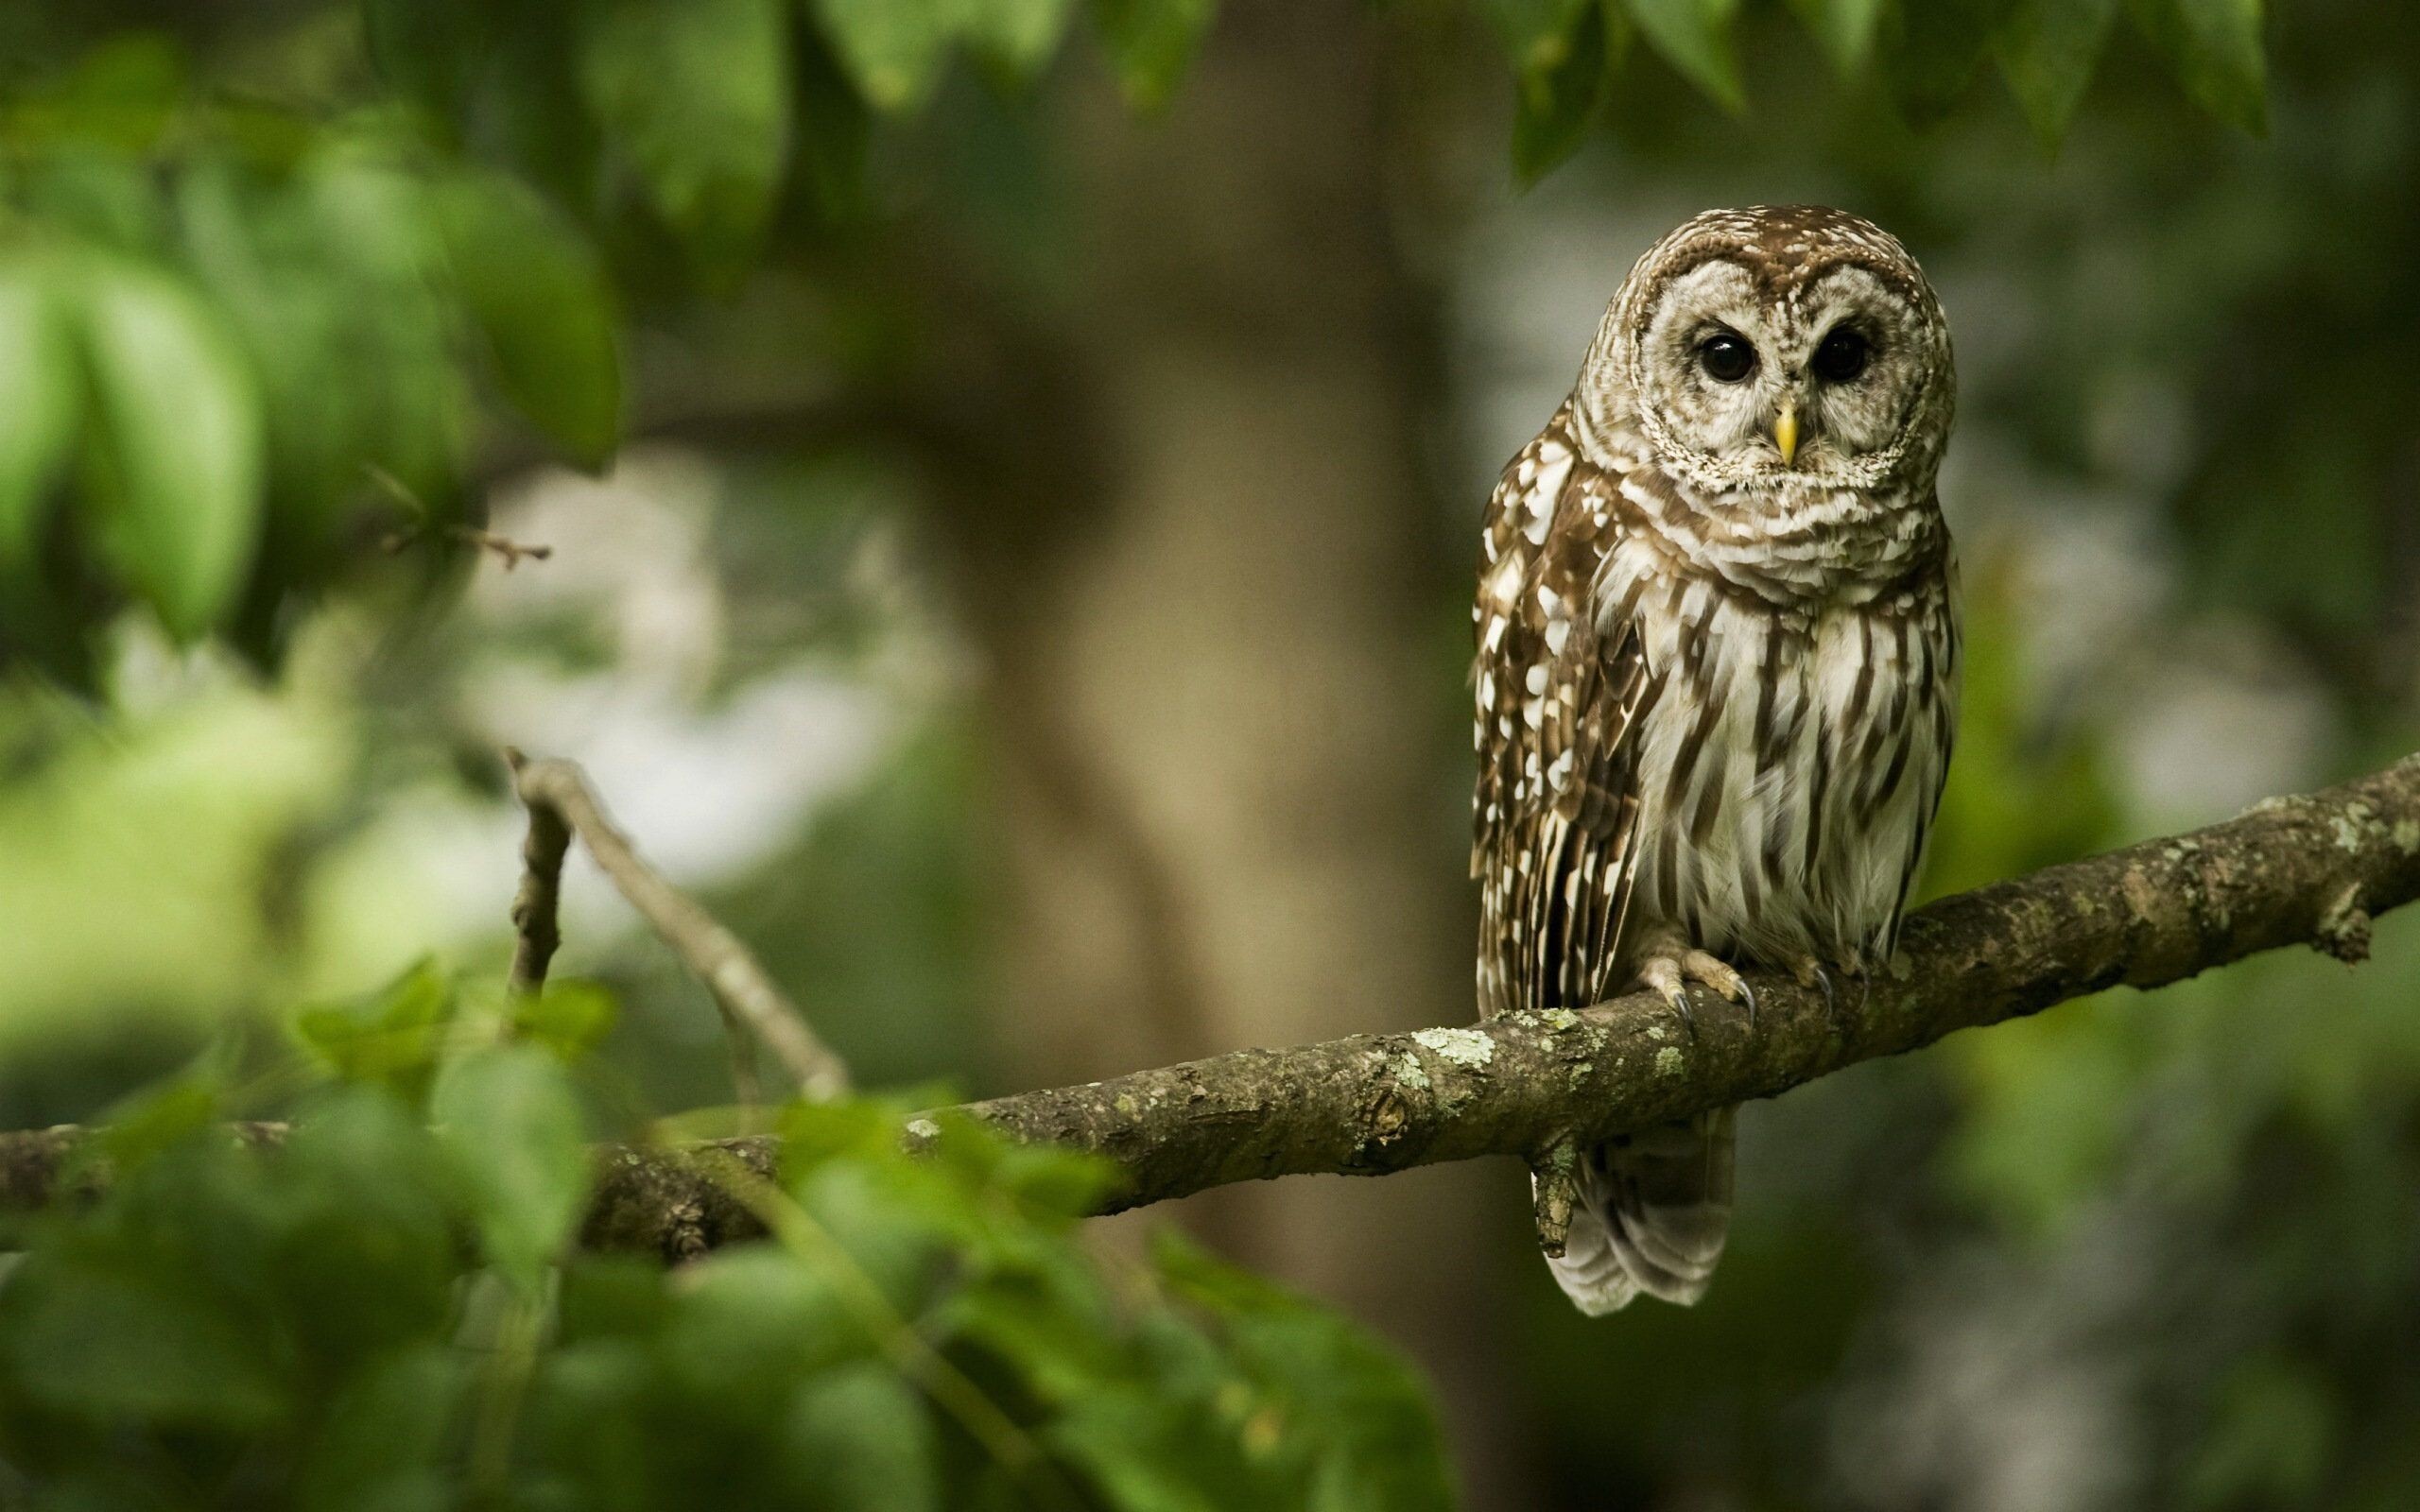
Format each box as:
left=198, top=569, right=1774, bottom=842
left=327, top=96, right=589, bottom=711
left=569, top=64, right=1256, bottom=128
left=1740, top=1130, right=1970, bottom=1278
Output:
left=501, top=749, right=852, bottom=1102
left=505, top=747, right=573, bottom=998
left=381, top=524, right=554, bottom=570
left=450, top=525, right=554, bottom=570
left=368, top=465, right=553, bottom=570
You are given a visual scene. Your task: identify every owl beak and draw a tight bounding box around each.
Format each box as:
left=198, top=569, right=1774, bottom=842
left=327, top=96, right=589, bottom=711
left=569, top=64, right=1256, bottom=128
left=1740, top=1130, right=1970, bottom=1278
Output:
left=1773, top=402, right=1800, bottom=467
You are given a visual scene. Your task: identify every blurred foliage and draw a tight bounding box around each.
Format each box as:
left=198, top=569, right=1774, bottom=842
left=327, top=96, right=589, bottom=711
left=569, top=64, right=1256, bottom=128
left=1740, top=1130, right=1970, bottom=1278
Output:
left=0, top=0, right=2261, bottom=680
left=0, top=971, right=1454, bottom=1511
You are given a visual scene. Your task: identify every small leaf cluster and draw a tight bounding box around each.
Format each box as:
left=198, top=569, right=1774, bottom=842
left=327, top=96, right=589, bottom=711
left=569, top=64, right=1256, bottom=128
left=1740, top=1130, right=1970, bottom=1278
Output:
left=0, top=966, right=1456, bottom=1509
left=0, top=31, right=620, bottom=677
left=1493, top=0, right=2269, bottom=180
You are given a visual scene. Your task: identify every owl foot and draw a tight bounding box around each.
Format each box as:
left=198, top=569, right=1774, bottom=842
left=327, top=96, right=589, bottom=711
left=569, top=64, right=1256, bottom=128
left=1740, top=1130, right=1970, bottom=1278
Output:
left=1787, top=954, right=1874, bottom=1035
left=1636, top=949, right=1754, bottom=1038
left=1787, top=954, right=1838, bottom=1029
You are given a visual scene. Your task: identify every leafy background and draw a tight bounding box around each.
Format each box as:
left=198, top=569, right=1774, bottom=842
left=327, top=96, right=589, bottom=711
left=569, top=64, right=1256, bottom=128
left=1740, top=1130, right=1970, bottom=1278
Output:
left=5, top=0, right=2419, bottom=1508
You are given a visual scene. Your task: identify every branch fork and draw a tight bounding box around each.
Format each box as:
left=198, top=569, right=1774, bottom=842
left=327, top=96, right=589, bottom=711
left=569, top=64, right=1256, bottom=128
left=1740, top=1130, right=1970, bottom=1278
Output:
left=502, top=748, right=851, bottom=1104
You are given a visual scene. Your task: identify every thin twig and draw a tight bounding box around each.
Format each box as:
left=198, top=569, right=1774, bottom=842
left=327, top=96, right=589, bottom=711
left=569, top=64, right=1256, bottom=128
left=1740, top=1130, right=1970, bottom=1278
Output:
left=381, top=524, right=555, bottom=570
left=368, top=464, right=554, bottom=570
left=501, top=748, right=851, bottom=1102
left=507, top=779, right=571, bottom=998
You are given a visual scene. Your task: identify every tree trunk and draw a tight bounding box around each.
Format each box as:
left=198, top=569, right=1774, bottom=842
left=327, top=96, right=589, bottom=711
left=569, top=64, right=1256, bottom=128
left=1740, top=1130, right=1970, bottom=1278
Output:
left=930, top=2, right=1536, bottom=1501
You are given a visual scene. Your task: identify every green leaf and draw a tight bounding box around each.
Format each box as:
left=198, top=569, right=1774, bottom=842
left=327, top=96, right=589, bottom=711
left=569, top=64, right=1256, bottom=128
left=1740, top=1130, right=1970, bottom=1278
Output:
left=281, top=158, right=469, bottom=524
left=512, top=978, right=620, bottom=1061
left=2182, top=1356, right=2335, bottom=1507
left=296, top=1344, right=464, bottom=1512
left=361, top=0, right=491, bottom=123
left=794, top=23, right=875, bottom=218
left=1509, top=2, right=1625, bottom=184
left=482, top=20, right=611, bottom=207
left=1786, top=0, right=1887, bottom=74
left=16, top=152, right=166, bottom=255
left=780, top=1093, right=927, bottom=1168
left=73, top=258, right=263, bottom=638
left=938, top=1280, right=1118, bottom=1405
left=784, top=1364, right=941, bottom=1511
left=1086, top=0, right=1217, bottom=112
left=431, top=1045, right=589, bottom=1290
left=1152, top=1233, right=1455, bottom=1512
left=434, top=174, right=623, bottom=468
left=294, top=958, right=460, bottom=1103
left=962, top=0, right=1080, bottom=77
left=793, top=1160, right=958, bottom=1314
left=36, top=33, right=186, bottom=154
left=811, top=0, right=958, bottom=112
left=981, top=1138, right=1123, bottom=1224
left=90, top=1068, right=224, bottom=1175
left=1880, top=0, right=2019, bottom=123
left=1996, top=0, right=2118, bottom=146
left=2, top=1259, right=287, bottom=1429
left=2127, top=0, right=2265, bottom=134
left=1623, top=0, right=1743, bottom=112
left=0, top=257, right=80, bottom=571
left=271, top=1093, right=461, bottom=1358
left=555, top=1253, right=671, bottom=1341
left=1486, top=0, right=1584, bottom=59
left=579, top=0, right=793, bottom=271
left=1053, top=1383, right=1256, bottom=1512
left=659, top=1247, right=864, bottom=1399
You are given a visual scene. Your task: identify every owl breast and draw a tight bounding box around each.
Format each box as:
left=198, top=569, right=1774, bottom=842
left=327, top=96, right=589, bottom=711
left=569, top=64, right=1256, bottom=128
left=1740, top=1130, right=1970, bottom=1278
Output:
left=1618, top=564, right=1958, bottom=967
left=1472, top=413, right=1960, bottom=1018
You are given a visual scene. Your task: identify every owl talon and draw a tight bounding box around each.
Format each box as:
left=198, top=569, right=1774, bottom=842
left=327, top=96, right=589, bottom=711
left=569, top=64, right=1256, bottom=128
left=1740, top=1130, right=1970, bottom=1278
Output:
left=1639, top=950, right=1754, bottom=1037
left=1636, top=956, right=1697, bottom=1037
left=1789, top=955, right=1839, bottom=1032
left=1816, top=957, right=1874, bottom=1034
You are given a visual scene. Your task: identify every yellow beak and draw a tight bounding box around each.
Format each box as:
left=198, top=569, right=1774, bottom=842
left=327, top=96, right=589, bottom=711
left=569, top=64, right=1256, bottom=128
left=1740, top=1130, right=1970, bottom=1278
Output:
left=1774, top=402, right=1799, bottom=467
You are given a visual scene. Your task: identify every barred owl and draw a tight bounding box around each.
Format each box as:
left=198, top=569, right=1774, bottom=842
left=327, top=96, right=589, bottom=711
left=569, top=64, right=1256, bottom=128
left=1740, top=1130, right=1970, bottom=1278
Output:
left=1472, top=206, right=1960, bottom=1314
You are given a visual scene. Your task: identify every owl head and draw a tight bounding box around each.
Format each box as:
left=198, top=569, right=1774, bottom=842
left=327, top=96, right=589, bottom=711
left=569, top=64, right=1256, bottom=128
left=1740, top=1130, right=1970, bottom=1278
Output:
left=1580, top=206, right=1955, bottom=498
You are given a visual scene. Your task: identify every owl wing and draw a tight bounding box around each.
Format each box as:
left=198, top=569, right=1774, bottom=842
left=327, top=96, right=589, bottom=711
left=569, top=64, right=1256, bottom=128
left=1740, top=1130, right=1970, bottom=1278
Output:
left=1474, top=414, right=1655, bottom=1017
left=1877, top=532, right=1962, bottom=959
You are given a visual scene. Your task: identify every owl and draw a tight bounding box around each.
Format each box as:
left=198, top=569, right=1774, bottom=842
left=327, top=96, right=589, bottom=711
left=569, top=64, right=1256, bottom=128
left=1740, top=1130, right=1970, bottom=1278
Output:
left=1472, top=206, right=1960, bottom=1314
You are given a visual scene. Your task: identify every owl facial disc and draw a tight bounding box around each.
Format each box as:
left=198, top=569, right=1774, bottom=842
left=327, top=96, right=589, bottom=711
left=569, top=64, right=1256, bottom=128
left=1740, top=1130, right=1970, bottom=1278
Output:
left=1583, top=205, right=1955, bottom=500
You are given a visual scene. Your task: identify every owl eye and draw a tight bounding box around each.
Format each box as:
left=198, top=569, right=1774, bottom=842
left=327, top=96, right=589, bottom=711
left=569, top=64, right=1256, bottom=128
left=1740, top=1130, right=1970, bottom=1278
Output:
left=1698, top=333, right=1756, bottom=384
left=1812, top=327, right=1872, bottom=382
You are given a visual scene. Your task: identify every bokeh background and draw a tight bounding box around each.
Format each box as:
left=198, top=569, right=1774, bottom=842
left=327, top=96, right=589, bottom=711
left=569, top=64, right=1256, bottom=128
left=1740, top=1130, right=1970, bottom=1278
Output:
left=4, top=1, right=2417, bottom=1507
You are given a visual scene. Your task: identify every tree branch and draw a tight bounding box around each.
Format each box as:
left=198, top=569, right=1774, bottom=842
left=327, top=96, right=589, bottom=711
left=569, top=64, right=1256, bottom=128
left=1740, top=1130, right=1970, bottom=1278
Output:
left=2, top=755, right=2413, bottom=1262
left=502, top=748, right=850, bottom=1103
left=932, top=752, right=2420, bottom=1213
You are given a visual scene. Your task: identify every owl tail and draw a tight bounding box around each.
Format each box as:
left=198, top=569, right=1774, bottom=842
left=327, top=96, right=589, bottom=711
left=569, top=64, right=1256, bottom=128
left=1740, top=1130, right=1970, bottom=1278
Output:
left=1543, top=1106, right=1736, bottom=1314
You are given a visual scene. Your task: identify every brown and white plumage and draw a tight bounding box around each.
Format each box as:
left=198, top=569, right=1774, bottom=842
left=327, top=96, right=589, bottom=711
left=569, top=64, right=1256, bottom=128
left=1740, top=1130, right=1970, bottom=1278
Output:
left=1472, top=206, right=1961, bottom=1314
